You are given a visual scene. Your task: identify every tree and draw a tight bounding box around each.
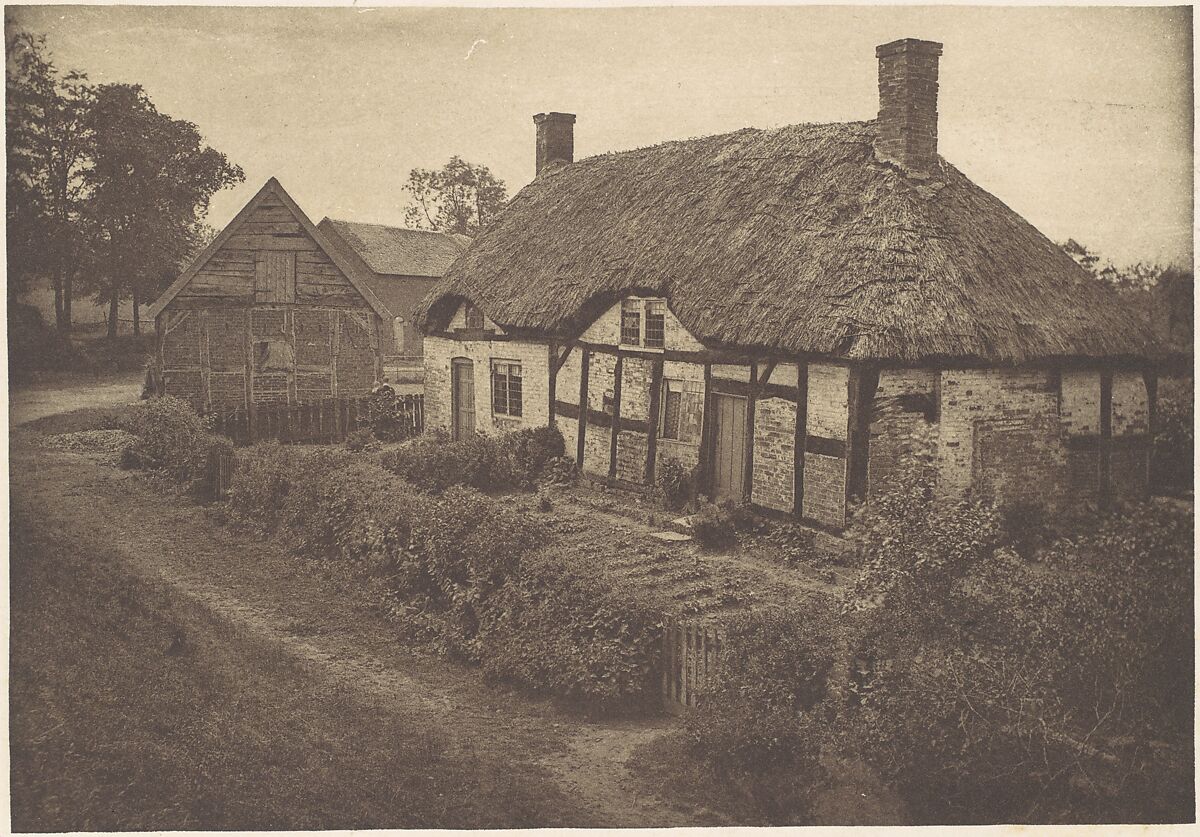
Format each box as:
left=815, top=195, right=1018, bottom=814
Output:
left=5, top=31, right=94, bottom=329
left=402, top=156, right=507, bottom=236
left=82, top=83, right=243, bottom=337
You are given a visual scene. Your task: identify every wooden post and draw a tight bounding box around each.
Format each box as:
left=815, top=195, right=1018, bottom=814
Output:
left=608, top=353, right=624, bottom=480
left=548, top=343, right=557, bottom=424
left=576, top=350, right=590, bottom=470
left=645, top=357, right=664, bottom=486
left=1099, top=369, right=1114, bottom=505
left=793, top=361, right=809, bottom=518
left=698, top=362, right=714, bottom=497
left=742, top=361, right=759, bottom=504
left=1143, top=369, right=1158, bottom=493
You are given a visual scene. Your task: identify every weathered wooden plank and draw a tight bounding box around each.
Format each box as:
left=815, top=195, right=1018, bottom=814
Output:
left=238, top=221, right=304, bottom=236
left=225, top=234, right=321, bottom=252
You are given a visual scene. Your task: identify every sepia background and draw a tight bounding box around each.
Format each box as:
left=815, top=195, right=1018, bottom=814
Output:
left=8, top=3, right=1193, bottom=269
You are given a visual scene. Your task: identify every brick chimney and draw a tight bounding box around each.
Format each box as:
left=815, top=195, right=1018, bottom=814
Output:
left=876, top=38, right=943, bottom=176
left=533, top=112, right=575, bottom=175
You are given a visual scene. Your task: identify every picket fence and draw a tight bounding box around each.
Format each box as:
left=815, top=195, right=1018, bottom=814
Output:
left=208, top=395, right=423, bottom=446
left=662, top=618, right=725, bottom=713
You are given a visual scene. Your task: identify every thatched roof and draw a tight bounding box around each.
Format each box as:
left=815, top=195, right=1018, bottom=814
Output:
left=320, top=219, right=469, bottom=278
left=417, top=120, right=1158, bottom=363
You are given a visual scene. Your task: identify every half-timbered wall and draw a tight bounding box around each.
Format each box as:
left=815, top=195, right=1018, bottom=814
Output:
left=156, top=186, right=381, bottom=411
left=422, top=292, right=1151, bottom=531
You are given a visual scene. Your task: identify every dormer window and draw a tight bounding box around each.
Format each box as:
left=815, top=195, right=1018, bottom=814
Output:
left=620, top=300, right=641, bottom=345
left=620, top=297, right=667, bottom=349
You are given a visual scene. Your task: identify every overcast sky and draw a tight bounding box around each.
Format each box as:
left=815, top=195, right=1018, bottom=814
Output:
left=7, top=3, right=1194, bottom=268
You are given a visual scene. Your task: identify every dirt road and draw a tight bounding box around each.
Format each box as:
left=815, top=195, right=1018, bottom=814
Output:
left=9, top=437, right=701, bottom=828
left=9, top=372, right=144, bottom=427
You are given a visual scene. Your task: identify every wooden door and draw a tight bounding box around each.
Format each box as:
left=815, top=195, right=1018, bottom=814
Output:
left=256, top=252, right=296, bottom=303
left=712, top=393, right=747, bottom=502
left=451, top=359, right=475, bottom=439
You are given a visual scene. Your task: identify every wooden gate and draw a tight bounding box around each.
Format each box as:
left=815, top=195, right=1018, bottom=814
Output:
left=662, top=618, right=724, bottom=714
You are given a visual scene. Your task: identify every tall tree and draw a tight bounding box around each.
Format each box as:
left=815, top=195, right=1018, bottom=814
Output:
left=82, top=83, right=243, bottom=336
left=403, top=156, right=507, bottom=236
left=5, top=31, right=94, bottom=329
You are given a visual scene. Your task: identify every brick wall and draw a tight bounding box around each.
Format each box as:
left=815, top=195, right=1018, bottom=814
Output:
left=803, top=362, right=850, bottom=527
left=583, top=352, right=618, bottom=475
left=867, top=368, right=938, bottom=499
left=973, top=413, right=1068, bottom=506
left=422, top=335, right=550, bottom=436
left=751, top=396, right=796, bottom=512
left=937, top=369, right=1060, bottom=499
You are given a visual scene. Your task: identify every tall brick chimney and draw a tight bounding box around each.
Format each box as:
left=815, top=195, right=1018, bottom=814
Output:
left=876, top=38, right=943, bottom=176
left=533, top=112, right=575, bottom=175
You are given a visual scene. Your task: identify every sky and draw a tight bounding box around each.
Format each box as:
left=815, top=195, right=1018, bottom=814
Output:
left=6, top=3, right=1194, bottom=268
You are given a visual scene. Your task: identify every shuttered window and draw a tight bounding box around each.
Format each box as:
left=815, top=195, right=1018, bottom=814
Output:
left=491, top=360, right=522, bottom=417
left=660, top=379, right=703, bottom=443
left=465, top=303, right=484, bottom=330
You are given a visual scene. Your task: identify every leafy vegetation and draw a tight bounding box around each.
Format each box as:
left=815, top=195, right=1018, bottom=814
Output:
left=120, top=396, right=232, bottom=490
left=6, top=30, right=243, bottom=336
left=224, top=444, right=656, bottom=706
left=402, top=155, right=508, bottom=236
left=379, top=426, right=566, bottom=492
left=678, top=448, right=1194, bottom=824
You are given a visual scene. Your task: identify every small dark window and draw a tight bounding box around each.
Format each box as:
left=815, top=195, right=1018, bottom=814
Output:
left=492, top=360, right=522, bottom=417
left=644, top=301, right=665, bottom=348
left=620, top=300, right=641, bottom=345
left=254, top=340, right=294, bottom=371
left=465, top=303, right=484, bottom=330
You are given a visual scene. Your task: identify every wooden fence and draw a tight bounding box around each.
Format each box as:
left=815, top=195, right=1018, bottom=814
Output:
left=662, top=618, right=725, bottom=714
left=208, top=394, right=423, bottom=446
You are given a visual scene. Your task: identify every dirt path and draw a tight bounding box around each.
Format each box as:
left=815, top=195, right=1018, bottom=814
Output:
left=9, top=441, right=696, bottom=827
left=9, top=372, right=143, bottom=426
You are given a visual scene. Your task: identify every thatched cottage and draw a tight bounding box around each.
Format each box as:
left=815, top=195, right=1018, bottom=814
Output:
left=416, top=39, right=1160, bottom=531
left=147, top=178, right=389, bottom=411
left=317, top=219, right=470, bottom=360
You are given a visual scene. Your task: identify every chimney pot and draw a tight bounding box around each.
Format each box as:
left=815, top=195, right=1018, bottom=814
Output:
left=875, top=38, right=943, bottom=176
left=534, top=112, right=576, bottom=175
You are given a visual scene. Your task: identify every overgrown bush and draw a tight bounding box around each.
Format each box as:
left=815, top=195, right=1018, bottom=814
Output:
left=344, top=428, right=377, bottom=453
left=224, top=445, right=660, bottom=706
left=691, top=500, right=755, bottom=550
left=380, top=426, right=566, bottom=492
left=367, top=384, right=420, bottom=442
left=122, top=396, right=229, bottom=484
left=656, top=457, right=695, bottom=511
left=683, top=604, right=839, bottom=822
left=1153, top=376, right=1192, bottom=495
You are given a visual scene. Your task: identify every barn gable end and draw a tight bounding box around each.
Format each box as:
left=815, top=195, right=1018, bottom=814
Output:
left=148, top=178, right=387, bottom=412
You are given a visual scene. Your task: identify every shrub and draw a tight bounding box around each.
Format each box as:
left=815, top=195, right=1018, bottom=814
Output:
left=7, top=302, right=93, bottom=381
left=224, top=443, right=665, bottom=707
left=838, top=475, right=1194, bottom=824
left=380, top=432, right=496, bottom=491
left=1153, top=376, right=1192, bottom=495
left=345, top=428, right=377, bottom=453
left=656, top=457, right=695, bottom=511
left=381, top=425, right=566, bottom=492
left=683, top=604, right=839, bottom=823
left=691, top=500, right=754, bottom=550
left=367, top=384, right=420, bottom=442
left=478, top=549, right=664, bottom=705
left=123, top=396, right=227, bottom=483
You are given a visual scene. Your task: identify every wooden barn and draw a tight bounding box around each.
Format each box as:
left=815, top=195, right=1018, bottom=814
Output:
left=416, top=39, right=1161, bottom=531
left=146, top=178, right=390, bottom=412
left=317, top=219, right=469, bottom=361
